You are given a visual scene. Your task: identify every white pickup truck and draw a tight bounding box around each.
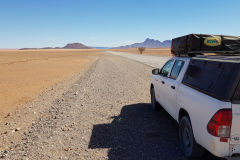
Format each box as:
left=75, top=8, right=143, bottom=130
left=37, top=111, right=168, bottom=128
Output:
left=150, top=55, right=240, bottom=159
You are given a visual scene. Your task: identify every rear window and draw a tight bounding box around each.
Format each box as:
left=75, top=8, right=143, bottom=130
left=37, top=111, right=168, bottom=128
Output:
left=182, top=59, right=240, bottom=101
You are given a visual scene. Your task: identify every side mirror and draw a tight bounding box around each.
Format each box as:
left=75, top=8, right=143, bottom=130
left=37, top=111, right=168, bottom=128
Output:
left=152, top=68, right=159, bottom=75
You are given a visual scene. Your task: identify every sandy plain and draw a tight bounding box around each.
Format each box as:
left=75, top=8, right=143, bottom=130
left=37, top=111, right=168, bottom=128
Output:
left=0, top=49, right=103, bottom=119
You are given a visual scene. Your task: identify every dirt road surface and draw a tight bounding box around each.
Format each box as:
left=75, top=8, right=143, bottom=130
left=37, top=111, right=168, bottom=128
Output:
left=107, top=51, right=171, bottom=68
left=109, top=48, right=171, bottom=56
left=0, top=54, right=222, bottom=160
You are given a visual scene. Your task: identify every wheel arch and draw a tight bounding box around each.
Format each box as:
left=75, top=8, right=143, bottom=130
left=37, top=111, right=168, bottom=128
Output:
left=150, top=83, right=154, bottom=93
left=178, top=108, right=206, bottom=157
left=178, top=108, right=190, bottom=123
left=150, top=83, right=154, bottom=89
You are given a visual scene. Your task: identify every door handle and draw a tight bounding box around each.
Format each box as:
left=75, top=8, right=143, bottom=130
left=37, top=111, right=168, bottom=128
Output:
left=161, top=81, right=165, bottom=84
left=171, top=86, right=175, bottom=89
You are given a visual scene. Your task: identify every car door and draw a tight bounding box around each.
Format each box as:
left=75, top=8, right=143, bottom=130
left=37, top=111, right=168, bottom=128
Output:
left=155, top=59, right=174, bottom=107
left=163, top=60, right=185, bottom=119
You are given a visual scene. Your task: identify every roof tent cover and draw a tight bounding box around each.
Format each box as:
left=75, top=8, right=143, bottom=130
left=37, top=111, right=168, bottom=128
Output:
left=171, top=34, right=240, bottom=55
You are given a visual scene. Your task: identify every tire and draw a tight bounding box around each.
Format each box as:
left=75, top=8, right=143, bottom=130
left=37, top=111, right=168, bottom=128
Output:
left=179, top=116, right=205, bottom=158
left=150, top=87, right=160, bottom=111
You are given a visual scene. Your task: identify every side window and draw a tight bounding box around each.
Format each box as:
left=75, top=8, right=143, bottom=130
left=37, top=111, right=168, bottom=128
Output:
left=170, top=60, right=185, bottom=80
left=160, top=60, right=174, bottom=77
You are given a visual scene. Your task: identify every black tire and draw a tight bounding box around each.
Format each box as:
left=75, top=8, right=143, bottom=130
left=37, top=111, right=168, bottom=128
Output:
left=150, top=87, right=160, bottom=111
left=179, top=116, right=205, bottom=158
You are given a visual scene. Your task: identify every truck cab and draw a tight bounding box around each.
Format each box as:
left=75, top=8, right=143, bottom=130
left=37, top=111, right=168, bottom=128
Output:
left=151, top=56, right=190, bottom=120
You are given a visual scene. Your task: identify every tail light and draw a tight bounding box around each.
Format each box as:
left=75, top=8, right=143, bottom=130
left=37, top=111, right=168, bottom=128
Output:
left=207, top=109, right=232, bottom=138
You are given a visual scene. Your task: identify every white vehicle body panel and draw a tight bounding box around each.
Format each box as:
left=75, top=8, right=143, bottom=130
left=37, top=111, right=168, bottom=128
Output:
left=151, top=56, right=240, bottom=158
left=178, top=84, right=232, bottom=157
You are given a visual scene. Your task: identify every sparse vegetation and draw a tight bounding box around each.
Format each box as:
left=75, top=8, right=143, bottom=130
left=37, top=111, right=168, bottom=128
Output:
left=138, top=47, right=146, bottom=54
left=109, top=48, right=171, bottom=56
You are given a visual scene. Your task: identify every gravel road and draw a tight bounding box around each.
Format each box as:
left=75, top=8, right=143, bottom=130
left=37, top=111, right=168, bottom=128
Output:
left=1, top=54, right=222, bottom=160
left=107, top=51, right=171, bottom=68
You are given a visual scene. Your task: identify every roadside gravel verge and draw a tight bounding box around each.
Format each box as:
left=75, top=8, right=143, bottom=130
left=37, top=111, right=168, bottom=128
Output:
left=1, top=54, right=221, bottom=160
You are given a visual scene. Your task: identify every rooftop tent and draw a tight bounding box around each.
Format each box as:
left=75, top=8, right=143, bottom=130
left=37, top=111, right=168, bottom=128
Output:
left=171, top=34, right=240, bottom=56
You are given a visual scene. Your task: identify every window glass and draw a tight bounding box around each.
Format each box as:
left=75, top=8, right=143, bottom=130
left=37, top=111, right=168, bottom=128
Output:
left=160, top=60, right=174, bottom=77
left=170, top=60, right=185, bottom=79
left=182, top=59, right=238, bottom=101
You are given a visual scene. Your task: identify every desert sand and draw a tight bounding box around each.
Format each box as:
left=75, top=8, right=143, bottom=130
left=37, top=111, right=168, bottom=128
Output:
left=0, top=49, right=103, bottom=119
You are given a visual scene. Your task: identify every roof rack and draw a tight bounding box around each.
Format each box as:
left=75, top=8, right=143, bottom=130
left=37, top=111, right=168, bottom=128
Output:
left=171, top=34, right=240, bottom=57
left=174, top=51, right=240, bottom=57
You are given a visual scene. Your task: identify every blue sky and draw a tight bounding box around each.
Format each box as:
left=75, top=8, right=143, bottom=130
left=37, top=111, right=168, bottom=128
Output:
left=0, top=0, right=239, bottom=48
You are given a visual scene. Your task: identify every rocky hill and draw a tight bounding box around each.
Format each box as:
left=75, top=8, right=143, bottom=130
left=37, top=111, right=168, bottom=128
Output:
left=20, top=43, right=92, bottom=50
left=63, top=43, right=92, bottom=49
left=113, top=38, right=171, bottom=49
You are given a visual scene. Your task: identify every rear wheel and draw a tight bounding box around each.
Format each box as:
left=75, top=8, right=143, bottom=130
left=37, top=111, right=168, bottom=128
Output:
left=150, top=87, right=160, bottom=111
left=179, top=116, right=205, bottom=158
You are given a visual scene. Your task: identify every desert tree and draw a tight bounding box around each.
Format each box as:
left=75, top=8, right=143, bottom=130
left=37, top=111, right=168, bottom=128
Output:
left=138, top=47, right=146, bottom=54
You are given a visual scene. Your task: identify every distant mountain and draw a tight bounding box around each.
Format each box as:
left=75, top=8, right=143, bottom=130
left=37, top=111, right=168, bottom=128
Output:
left=113, top=38, right=171, bottom=49
left=19, top=39, right=172, bottom=50
left=19, top=48, right=38, bottom=50
left=20, top=43, right=92, bottom=50
left=63, top=43, right=92, bottom=49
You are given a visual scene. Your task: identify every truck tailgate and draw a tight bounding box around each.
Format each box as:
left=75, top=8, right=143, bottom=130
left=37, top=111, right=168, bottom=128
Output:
left=230, top=104, right=240, bottom=155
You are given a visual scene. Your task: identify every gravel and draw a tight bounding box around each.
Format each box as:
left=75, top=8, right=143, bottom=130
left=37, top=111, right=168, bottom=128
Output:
left=107, top=51, right=171, bottom=68
left=0, top=54, right=223, bottom=160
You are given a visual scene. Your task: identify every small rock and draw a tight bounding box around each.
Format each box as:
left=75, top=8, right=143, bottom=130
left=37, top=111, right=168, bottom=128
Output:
left=5, top=113, right=11, bottom=118
left=15, top=144, right=20, bottom=148
left=117, top=117, right=121, bottom=122
left=64, top=147, right=71, bottom=151
left=0, top=155, right=5, bottom=158
left=74, top=91, right=79, bottom=95
left=15, top=128, right=21, bottom=132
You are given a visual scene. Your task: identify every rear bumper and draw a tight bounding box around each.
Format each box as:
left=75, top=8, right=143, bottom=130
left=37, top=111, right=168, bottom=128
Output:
left=206, top=137, right=230, bottom=157
left=229, top=144, right=240, bottom=157
left=205, top=136, right=240, bottom=158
